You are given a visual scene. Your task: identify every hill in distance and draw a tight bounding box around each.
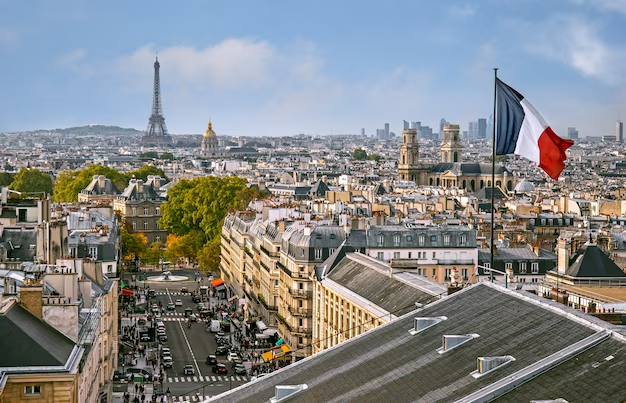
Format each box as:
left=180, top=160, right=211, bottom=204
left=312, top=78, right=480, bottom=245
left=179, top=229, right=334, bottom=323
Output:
left=5, top=124, right=144, bottom=136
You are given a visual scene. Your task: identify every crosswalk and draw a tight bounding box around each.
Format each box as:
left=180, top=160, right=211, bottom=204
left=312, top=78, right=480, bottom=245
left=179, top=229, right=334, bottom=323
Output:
left=160, top=317, right=187, bottom=322
left=155, top=292, right=187, bottom=295
left=169, top=396, right=213, bottom=402
left=167, top=375, right=248, bottom=382
left=163, top=312, right=186, bottom=316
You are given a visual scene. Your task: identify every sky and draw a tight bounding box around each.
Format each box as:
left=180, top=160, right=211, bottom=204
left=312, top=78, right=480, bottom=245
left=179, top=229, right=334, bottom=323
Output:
left=0, top=0, right=625, bottom=138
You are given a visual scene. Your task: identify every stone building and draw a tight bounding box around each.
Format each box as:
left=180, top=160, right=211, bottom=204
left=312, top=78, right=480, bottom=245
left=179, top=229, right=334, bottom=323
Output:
left=398, top=124, right=515, bottom=192
left=200, top=121, right=222, bottom=158
left=113, top=176, right=168, bottom=244
left=77, top=175, right=119, bottom=204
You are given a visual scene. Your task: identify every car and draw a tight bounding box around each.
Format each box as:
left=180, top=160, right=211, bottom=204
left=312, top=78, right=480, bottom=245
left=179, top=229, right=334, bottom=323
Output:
left=234, top=364, right=247, bottom=375
left=189, top=313, right=198, bottom=322
left=175, top=299, right=183, bottom=306
left=232, top=358, right=243, bottom=367
left=120, top=334, right=131, bottom=342
left=215, top=346, right=229, bottom=355
left=181, top=287, right=188, bottom=293
left=206, top=355, right=217, bottom=365
left=151, top=306, right=159, bottom=314
left=158, top=334, right=168, bottom=342
left=148, top=289, right=156, bottom=297
left=137, top=318, right=146, bottom=326
left=157, top=323, right=166, bottom=330
left=227, top=352, right=239, bottom=362
left=183, top=364, right=195, bottom=375
left=140, top=335, right=151, bottom=342
left=160, top=348, right=171, bottom=358
left=167, top=302, right=175, bottom=310
left=192, top=295, right=201, bottom=303
left=212, top=363, right=228, bottom=374
left=216, top=331, right=226, bottom=337
left=162, top=356, right=173, bottom=368
left=184, top=307, right=193, bottom=317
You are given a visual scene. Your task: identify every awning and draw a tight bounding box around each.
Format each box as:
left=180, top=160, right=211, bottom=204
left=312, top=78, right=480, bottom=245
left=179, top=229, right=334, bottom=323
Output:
left=228, top=295, right=239, bottom=302
left=256, top=333, right=270, bottom=339
left=256, top=321, right=267, bottom=331
left=216, top=285, right=226, bottom=291
left=263, top=328, right=279, bottom=336
left=211, top=278, right=224, bottom=287
left=121, top=288, right=134, bottom=297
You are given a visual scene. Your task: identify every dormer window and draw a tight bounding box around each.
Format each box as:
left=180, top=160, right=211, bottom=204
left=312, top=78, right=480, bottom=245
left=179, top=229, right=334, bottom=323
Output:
left=377, top=235, right=384, bottom=246
left=393, top=235, right=401, bottom=247
left=459, top=234, right=467, bottom=246
left=406, top=235, right=413, bottom=242
left=418, top=234, right=425, bottom=246
left=443, top=234, right=450, bottom=246
left=430, top=235, right=437, bottom=244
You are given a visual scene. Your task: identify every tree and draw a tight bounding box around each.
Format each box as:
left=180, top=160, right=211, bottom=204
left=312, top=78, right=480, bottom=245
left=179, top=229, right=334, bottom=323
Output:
left=160, top=152, right=174, bottom=161
left=9, top=168, right=53, bottom=195
left=143, top=242, right=164, bottom=265
left=367, top=153, right=381, bottom=162
left=165, top=231, right=205, bottom=262
left=0, top=172, right=14, bottom=187
left=120, top=226, right=148, bottom=263
left=53, top=165, right=127, bottom=202
left=197, top=236, right=221, bottom=274
left=352, top=148, right=367, bottom=160
left=140, top=151, right=159, bottom=159
left=129, top=165, right=167, bottom=182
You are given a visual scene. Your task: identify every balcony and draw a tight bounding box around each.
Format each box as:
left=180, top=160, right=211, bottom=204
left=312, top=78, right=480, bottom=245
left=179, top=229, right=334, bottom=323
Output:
left=276, top=314, right=292, bottom=332
left=244, top=247, right=254, bottom=259
left=220, top=233, right=231, bottom=244
left=261, top=245, right=280, bottom=258
left=258, top=294, right=278, bottom=311
left=292, top=327, right=312, bottom=336
left=291, top=270, right=311, bottom=279
left=289, top=289, right=313, bottom=299
left=288, top=306, right=312, bottom=317
left=277, top=261, right=292, bottom=276
left=437, top=259, right=475, bottom=265
left=243, top=274, right=253, bottom=287
left=243, top=289, right=259, bottom=304
left=260, top=260, right=272, bottom=273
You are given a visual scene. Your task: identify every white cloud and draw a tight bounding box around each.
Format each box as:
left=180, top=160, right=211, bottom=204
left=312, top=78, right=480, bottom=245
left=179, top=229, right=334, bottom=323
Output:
left=448, top=4, right=476, bottom=18
left=572, top=0, right=626, bottom=14
left=55, top=49, right=95, bottom=76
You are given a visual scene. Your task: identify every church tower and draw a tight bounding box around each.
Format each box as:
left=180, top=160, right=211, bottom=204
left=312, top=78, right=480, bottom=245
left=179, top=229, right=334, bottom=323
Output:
left=440, top=124, right=463, bottom=163
left=398, top=126, right=421, bottom=182
left=201, top=121, right=219, bottom=158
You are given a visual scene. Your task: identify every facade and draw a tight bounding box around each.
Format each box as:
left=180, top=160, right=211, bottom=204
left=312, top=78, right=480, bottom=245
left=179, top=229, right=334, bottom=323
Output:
left=617, top=121, right=624, bottom=144
left=113, top=176, right=168, bottom=244
left=397, top=124, right=514, bottom=192
left=313, top=250, right=445, bottom=353
left=567, top=127, right=579, bottom=140
left=477, top=245, right=557, bottom=286
left=77, top=175, right=119, bottom=204
left=365, top=223, right=478, bottom=284
left=200, top=121, right=222, bottom=158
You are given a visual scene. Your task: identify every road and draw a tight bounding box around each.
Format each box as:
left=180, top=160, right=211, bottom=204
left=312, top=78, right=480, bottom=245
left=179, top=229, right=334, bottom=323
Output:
left=141, top=271, right=249, bottom=401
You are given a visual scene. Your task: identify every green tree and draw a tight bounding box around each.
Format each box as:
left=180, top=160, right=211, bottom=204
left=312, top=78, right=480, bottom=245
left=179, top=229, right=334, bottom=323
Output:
left=0, top=172, right=14, bottom=187
left=160, top=152, right=174, bottom=161
left=352, top=148, right=367, bottom=160
left=140, top=151, right=159, bottom=159
left=143, top=242, right=164, bottom=265
left=53, top=165, right=127, bottom=202
left=165, top=231, right=205, bottom=262
left=367, top=153, right=381, bottom=162
left=120, top=226, right=148, bottom=262
left=129, top=165, right=167, bottom=182
left=197, top=236, right=221, bottom=275
left=9, top=168, right=53, bottom=195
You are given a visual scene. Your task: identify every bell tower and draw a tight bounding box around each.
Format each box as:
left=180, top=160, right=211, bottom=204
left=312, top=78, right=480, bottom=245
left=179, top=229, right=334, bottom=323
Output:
left=398, top=126, right=421, bottom=182
left=440, top=124, right=462, bottom=163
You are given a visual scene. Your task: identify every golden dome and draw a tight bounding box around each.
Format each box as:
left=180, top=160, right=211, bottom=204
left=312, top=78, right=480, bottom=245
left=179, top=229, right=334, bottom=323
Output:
left=203, top=121, right=216, bottom=137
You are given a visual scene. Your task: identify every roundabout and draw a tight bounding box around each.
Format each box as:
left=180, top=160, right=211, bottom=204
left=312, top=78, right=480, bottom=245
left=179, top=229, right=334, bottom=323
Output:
left=146, top=271, right=189, bottom=282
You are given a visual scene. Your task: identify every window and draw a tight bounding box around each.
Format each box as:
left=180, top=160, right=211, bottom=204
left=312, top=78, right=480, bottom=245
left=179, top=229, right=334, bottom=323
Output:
left=445, top=268, right=451, bottom=280
left=298, top=337, right=303, bottom=344
left=519, top=262, right=527, bottom=274
left=377, top=235, right=384, bottom=246
left=144, top=221, right=149, bottom=230
left=107, top=265, right=113, bottom=273
left=70, top=247, right=77, bottom=258
left=483, top=262, right=490, bottom=274
left=298, top=318, right=303, bottom=327
left=430, top=235, right=437, bottom=243
left=329, top=248, right=336, bottom=255
left=377, top=252, right=384, bottom=260
left=89, top=247, right=98, bottom=259
left=155, top=236, right=160, bottom=243
left=393, top=252, right=400, bottom=259
left=143, top=207, right=149, bottom=215
left=132, top=221, right=136, bottom=231
left=443, top=234, right=450, bottom=246
left=156, top=221, right=160, bottom=229
left=531, top=263, right=539, bottom=274
left=432, top=268, right=437, bottom=278
left=418, top=235, right=425, bottom=246
left=406, top=235, right=413, bottom=242
left=432, top=252, right=436, bottom=259
left=393, top=235, right=401, bottom=246
left=131, top=207, right=136, bottom=216
left=314, top=248, right=322, bottom=260
left=156, top=207, right=160, bottom=215
left=531, top=278, right=538, bottom=283
left=505, top=262, right=512, bottom=270
left=462, top=268, right=468, bottom=280
left=408, top=252, right=412, bottom=259
left=459, top=235, right=466, bottom=246
left=25, top=386, right=41, bottom=395
left=274, top=280, right=279, bottom=288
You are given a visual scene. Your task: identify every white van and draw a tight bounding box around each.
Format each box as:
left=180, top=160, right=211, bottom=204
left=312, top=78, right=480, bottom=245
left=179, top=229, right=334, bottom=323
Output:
left=210, top=320, right=221, bottom=333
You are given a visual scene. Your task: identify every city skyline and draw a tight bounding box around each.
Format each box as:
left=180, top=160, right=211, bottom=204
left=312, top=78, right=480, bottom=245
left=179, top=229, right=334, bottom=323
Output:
left=1, top=1, right=625, bottom=137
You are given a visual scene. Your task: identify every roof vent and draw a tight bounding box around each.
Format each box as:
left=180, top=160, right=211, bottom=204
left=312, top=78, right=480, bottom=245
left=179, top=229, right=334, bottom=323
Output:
left=270, top=384, right=308, bottom=403
left=470, top=355, right=516, bottom=378
left=437, top=334, right=479, bottom=354
left=409, top=316, right=447, bottom=335
left=530, top=400, right=569, bottom=403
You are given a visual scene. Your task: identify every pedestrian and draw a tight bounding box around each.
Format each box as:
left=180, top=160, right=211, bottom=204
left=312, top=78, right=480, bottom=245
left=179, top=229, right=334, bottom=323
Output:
left=141, top=393, right=145, bottom=403
left=134, top=383, right=139, bottom=393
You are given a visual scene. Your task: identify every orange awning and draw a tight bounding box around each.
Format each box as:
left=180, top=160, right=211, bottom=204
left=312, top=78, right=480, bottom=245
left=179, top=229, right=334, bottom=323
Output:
left=211, top=278, right=224, bottom=287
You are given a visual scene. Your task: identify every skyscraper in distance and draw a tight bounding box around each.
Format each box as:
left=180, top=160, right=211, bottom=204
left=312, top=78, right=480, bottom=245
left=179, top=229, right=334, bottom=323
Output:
left=478, top=118, right=487, bottom=138
left=385, top=123, right=390, bottom=138
left=439, top=118, right=448, bottom=140
left=567, top=127, right=579, bottom=140
left=616, top=121, right=624, bottom=143
left=403, top=120, right=410, bottom=130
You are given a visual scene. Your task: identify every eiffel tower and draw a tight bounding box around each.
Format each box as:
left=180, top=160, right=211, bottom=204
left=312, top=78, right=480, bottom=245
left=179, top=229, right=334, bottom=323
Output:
left=142, top=55, right=172, bottom=146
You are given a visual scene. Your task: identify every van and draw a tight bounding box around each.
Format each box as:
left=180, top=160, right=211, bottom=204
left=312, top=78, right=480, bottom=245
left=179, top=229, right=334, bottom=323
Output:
left=210, top=320, right=221, bottom=333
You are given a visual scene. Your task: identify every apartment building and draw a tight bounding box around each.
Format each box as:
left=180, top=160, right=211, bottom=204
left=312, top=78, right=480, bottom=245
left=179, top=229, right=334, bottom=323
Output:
left=77, top=175, right=119, bottom=204
left=365, top=223, right=478, bottom=284
left=113, top=176, right=168, bottom=244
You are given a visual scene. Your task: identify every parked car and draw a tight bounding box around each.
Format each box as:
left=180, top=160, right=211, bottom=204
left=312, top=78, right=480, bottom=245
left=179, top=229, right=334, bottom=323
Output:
left=183, top=365, right=195, bottom=375
left=160, top=348, right=171, bottom=358
left=227, top=352, right=239, bottom=362
left=137, top=318, right=146, bottom=326
left=162, top=356, right=173, bottom=368
left=206, top=355, right=218, bottom=365
left=234, top=364, right=247, bottom=375
left=158, top=334, right=168, bottom=342
left=140, top=335, right=151, bottom=342
left=175, top=299, right=183, bottom=306
left=215, top=346, right=229, bottom=355
left=212, top=363, right=228, bottom=374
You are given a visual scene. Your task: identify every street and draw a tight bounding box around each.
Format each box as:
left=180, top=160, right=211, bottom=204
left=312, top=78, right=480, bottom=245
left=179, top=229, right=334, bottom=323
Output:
left=121, top=270, right=250, bottom=402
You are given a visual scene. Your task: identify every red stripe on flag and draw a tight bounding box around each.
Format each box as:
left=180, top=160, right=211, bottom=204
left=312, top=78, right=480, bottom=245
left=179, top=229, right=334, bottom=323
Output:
left=537, top=127, right=574, bottom=180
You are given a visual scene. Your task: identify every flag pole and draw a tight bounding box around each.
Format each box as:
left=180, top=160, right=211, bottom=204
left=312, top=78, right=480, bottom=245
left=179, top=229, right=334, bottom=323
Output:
left=490, top=68, right=498, bottom=283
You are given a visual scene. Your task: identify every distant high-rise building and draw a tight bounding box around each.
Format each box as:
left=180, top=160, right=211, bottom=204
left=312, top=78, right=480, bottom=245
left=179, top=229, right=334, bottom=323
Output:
left=468, top=122, right=478, bottom=139
left=412, top=121, right=421, bottom=131
left=486, top=113, right=494, bottom=140
left=361, top=128, right=365, bottom=136
left=478, top=118, right=487, bottom=138
left=439, top=118, right=448, bottom=140
left=385, top=123, right=390, bottom=138
left=616, top=121, right=624, bottom=143
left=567, top=127, right=579, bottom=140
left=462, top=130, right=468, bottom=139
left=403, top=120, right=410, bottom=130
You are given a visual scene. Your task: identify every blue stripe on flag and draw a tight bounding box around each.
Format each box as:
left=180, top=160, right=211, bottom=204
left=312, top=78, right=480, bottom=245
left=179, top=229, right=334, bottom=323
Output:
left=496, top=78, right=525, bottom=155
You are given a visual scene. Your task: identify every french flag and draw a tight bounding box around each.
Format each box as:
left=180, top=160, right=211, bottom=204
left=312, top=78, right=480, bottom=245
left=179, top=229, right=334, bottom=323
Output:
left=495, top=78, right=574, bottom=180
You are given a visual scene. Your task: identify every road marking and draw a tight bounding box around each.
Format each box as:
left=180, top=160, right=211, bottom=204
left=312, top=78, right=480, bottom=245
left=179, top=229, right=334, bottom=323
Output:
left=187, top=376, right=192, bottom=382
left=211, top=376, right=216, bottom=381
left=168, top=377, right=173, bottom=382
left=167, top=288, right=202, bottom=376
left=173, top=377, right=178, bottom=382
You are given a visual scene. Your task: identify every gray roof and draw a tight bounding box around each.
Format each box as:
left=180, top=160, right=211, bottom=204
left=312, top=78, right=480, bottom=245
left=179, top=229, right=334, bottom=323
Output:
left=0, top=303, right=76, bottom=367
left=210, top=282, right=618, bottom=403
left=565, top=243, right=626, bottom=278
left=326, top=253, right=441, bottom=315
left=0, top=228, right=38, bottom=261
left=429, top=162, right=509, bottom=175
left=286, top=226, right=346, bottom=249
left=478, top=246, right=557, bottom=262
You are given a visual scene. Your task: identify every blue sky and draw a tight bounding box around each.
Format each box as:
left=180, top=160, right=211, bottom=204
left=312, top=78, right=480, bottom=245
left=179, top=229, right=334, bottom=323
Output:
left=1, top=0, right=625, bottom=137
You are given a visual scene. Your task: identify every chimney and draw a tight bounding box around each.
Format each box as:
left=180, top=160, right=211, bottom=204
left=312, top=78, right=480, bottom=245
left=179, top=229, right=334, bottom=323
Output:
left=314, top=171, right=318, bottom=182
left=98, top=175, right=106, bottom=189
left=303, top=226, right=311, bottom=237
left=79, top=278, right=92, bottom=308
left=292, top=171, right=297, bottom=183
left=137, top=180, right=144, bottom=194
left=278, top=220, right=286, bottom=233
left=19, top=278, right=43, bottom=318
left=557, top=238, right=570, bottom=274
